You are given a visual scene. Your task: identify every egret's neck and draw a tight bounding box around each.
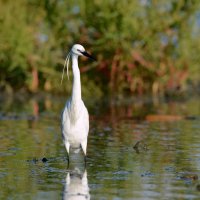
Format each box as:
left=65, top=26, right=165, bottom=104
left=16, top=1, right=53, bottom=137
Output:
left=71, top=54, right=81, bottom=101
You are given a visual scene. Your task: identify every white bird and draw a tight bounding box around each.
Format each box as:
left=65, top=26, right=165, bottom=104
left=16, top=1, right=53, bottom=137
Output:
left=61, top=44, right=95, bottom=163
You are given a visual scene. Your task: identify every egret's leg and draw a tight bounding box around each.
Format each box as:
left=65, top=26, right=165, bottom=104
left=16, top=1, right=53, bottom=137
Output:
left=81, top=141, right=87, bottom=164
left=65, top=141, right=70, bottom=163
left=81, top=141, right=87, bottom=156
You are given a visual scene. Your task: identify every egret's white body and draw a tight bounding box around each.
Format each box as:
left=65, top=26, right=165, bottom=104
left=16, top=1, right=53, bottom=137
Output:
left=61, top=44, right=94, bottom=160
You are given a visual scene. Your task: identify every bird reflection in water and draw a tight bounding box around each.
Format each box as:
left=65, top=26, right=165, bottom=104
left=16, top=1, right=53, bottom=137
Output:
left=62, top=168, right=90, bottom=200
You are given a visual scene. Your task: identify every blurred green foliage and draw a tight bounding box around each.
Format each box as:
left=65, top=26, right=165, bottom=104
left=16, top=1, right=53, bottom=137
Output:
left=0, top=0, right=199, bottom=96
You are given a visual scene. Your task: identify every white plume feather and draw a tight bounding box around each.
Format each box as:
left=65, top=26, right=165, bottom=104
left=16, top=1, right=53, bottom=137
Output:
left=61, top=51, right=71, bottom=85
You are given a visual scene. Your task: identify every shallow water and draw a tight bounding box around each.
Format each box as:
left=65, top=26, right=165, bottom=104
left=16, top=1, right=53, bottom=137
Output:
left=0, top=94, right=200, bottom=199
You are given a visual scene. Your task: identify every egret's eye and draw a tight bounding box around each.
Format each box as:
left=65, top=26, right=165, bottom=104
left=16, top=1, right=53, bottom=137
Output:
left=77, top=49, right=81, bottom=52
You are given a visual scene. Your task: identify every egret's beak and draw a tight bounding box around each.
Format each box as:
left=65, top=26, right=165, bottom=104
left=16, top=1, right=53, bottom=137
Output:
left=81, top=51, right=96, bottom=61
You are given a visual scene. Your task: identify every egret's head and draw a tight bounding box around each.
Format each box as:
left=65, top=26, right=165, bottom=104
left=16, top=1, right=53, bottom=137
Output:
left=71, top=44, right=85, bottom=56
left=61, top=44, right=96, bottom=85
left=71, top=44, right=96, bottom=60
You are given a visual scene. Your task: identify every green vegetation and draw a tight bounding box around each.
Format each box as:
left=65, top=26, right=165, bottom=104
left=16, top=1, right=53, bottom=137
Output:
left=0, top=0, right=200, bottom=96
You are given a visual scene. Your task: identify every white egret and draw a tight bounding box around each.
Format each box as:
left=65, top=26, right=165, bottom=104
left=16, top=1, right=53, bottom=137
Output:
left=61, top=44, right=95, bottom=163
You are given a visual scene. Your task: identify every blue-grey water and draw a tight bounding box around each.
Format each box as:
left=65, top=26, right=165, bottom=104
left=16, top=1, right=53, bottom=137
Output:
left=0, top=94, right=200, bottom=199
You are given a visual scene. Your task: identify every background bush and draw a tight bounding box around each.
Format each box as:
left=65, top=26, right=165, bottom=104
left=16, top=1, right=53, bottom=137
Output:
left=0, top=0, right=199, bottom=97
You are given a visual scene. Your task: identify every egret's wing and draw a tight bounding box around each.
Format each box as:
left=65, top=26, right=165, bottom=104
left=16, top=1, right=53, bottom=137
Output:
left=82, top=102, right=89, bottom=134
left=61, top=101, right=70, bottom=139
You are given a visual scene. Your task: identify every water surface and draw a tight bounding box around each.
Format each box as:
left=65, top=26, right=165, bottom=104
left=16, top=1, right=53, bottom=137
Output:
left=0, top=94, right=200, bottom=199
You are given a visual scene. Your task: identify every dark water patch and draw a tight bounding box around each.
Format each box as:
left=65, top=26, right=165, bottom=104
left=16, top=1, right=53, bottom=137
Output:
left=176, top=171, right=199, bottom=182
left=141, top=171, right=155, bottom=177
left=196, top=184, right=200, bottom=191
left=0, top=152, right=15, bottom=157
left=164, top=166, right=176, bottom=172
left=0, top=112, right=38, bottom=121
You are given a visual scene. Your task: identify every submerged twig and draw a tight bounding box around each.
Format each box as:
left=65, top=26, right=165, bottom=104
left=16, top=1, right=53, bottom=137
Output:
left=133, top=141, right=149, bottom=154
left=133, top=141, right=141, bottom=154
